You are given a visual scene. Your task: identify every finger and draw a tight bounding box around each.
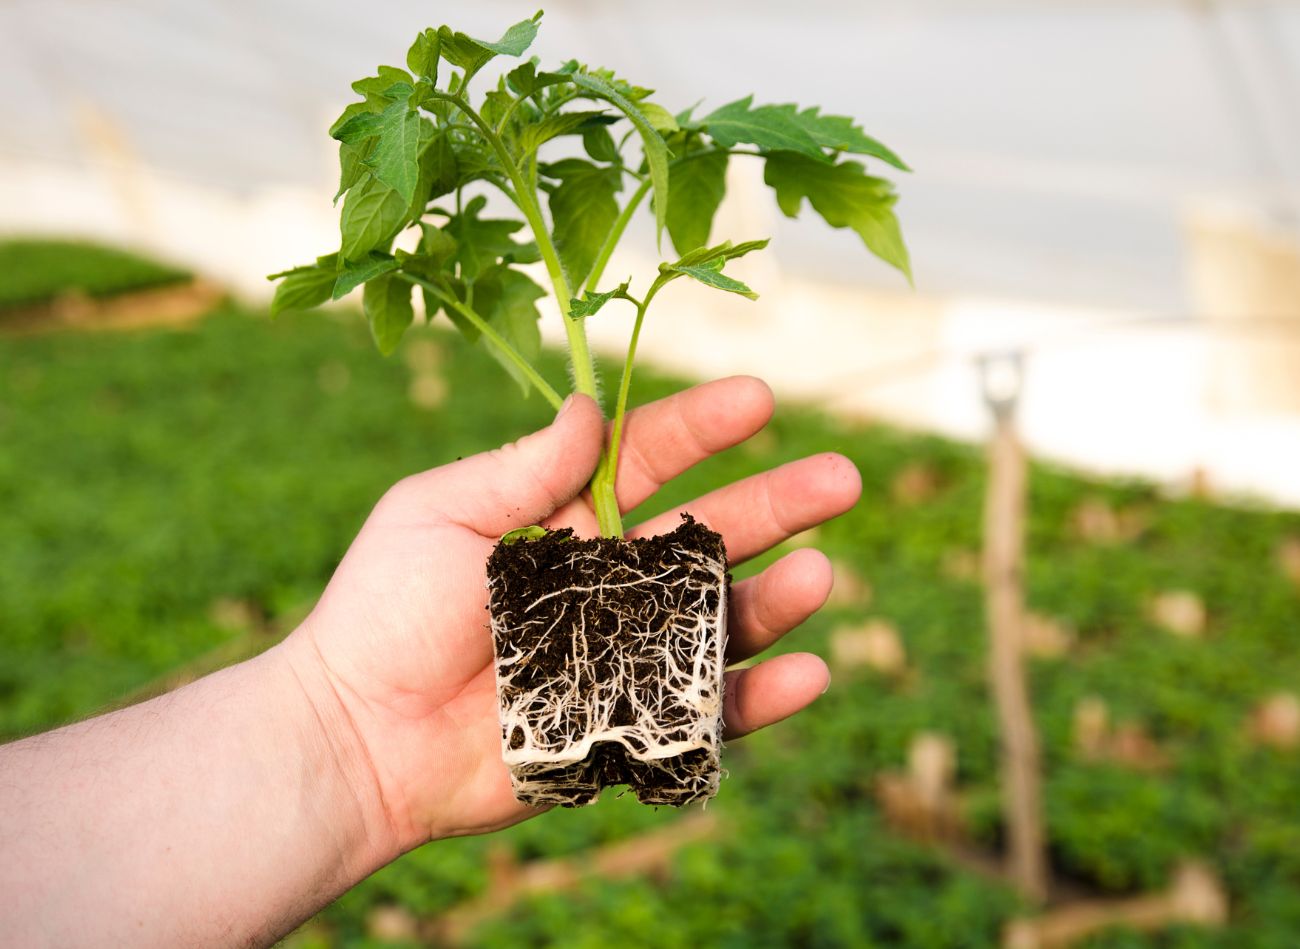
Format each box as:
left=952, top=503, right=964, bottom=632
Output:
left=727, top=548, right=833, bottom=663
left=611, top=376, right=775, bottom=513
left=399, top=394, right=605, bottom=536
left=722, top=652, right=830, bottom=740
left=629, top=453, right=861, bottom=564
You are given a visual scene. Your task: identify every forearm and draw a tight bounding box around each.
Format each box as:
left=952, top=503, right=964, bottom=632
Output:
left=0, top=637, right=398, bottom=948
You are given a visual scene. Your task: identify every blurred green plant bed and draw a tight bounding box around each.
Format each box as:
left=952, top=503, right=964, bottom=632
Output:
left=4, top=306, right=1300, bottom=946
left=0, top=238, right=193, bottom=312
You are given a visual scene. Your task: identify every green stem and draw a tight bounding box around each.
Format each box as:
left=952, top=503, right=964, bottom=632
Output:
left=425, top=91, right=599, bottom=403
left=588, top=279, right=668, bottom=536
left=423, top=90, right=624, bottom=534
left=396, top=273, right=564, bottom=411
left=584, top=177, right=652, bottom=294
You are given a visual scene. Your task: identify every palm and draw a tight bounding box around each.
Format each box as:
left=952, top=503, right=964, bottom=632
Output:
left=297, top=378, right=860, bottom=845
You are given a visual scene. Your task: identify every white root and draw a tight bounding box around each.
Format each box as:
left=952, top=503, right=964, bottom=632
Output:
left=488, top=535, right=729, bottom=807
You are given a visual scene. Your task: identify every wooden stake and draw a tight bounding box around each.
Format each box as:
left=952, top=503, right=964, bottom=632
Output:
left=979, top=353, right=1049, bottom=904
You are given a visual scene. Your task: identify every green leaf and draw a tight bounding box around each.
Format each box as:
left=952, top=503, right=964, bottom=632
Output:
left=763, top=151, right=911, bottom=281
left=361, top=102, right=436, bottom=204
left=571, top=71, right=670, bottom=247
left=332, top=109, right=387, bottom=146
left=335, top=141, right=373, bottom=203
left=545, top=159, right=621, bottom=289
left=506, top=61, right=571, bottom=97
left=331, top=252, right=400, bottom=300
left=518, top=110, right=609, bottom=158
left=340, top=174, right=409, bottom=260
left=406, top=28, right=440, bottom=82
left=473, top=14, right=542, bottom=56
left=351, top=66, right=414, bottom=106
left=582, top=125, right=620, bottom=163
left=671, top=238, right=769, bottom=270
left=268, top=263, right=336, bottom=317
left=480, top=84, right=516, bottom=131
left=330, top=101, right=377, bottom=139
left=445, top=196, right=531, bottom=281
left=569, top=280, right=631, bottom=318
left=638, top=102, right=680, bottom=134
left=403, top=225, right=463, bottom=332
left=437, top=13, right=541, bottom=77
left=777, top=105, right=909, bottom=171
left=362, top=273, right=414, bottom=355
left=667, top=257, right=757, bottom=299
left=702, top=96, right=826, bottom=161
left=665, top=149, right=728, bottom=255
left=418, top=223, right=458, bottom=266
left=412, top=132, right=459, bottom=211
left=501, top=524, right=549, bottom=544
left=476, top=268, right=545, bottom=396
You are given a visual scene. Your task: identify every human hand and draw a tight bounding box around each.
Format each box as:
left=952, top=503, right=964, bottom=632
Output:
left=284, top=376, right=861, bottom=858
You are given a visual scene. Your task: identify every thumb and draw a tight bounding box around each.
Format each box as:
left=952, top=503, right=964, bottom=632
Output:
left=414, top=394, right=605, bottom=535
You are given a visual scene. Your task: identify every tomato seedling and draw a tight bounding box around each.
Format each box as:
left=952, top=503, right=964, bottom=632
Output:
left=271, top=10, right=909, bottom=805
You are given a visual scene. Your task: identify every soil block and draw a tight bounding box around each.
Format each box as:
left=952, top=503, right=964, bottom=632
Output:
left=486, top=515, right=730, bottom=807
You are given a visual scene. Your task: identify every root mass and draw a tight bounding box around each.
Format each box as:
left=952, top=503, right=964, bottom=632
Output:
left=487, top=516, right=729, bottom=806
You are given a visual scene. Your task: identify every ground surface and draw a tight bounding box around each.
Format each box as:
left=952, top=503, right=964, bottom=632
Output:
left=3, top=294, right=1300, bottom=946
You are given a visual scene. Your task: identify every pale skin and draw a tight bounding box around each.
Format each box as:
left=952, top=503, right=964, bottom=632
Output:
left=0, top=375, right=861, bottom=947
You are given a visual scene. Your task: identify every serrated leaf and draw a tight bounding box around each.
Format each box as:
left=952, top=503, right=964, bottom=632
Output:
left=702, top=96, right=826, bottom=161
left=437, top=14, right=540, bottom=77
left=352, top=66, right=414, bottom=106
left=571, top=71, right=669, bottom=247
left=411, top=132, right=459, bottom=213
left=335, top=140, right=374, bottom=203
left=445, top=196, right=530, bottom=281
left=362, top=103, right=435, bottom=204
left=476, top=267, right=545, bottom=396
left=582, top=125, right=619, bottom=163
left=332, top=109, right=387, bottom=146
left=379, top=81, right=415, bottom=101
left=569, top=280, right=631, bottom=318
left=777, top=105, right=909, bottom=171
left=506, top=61, right=571, bottom=97
left=474, top=14, right=542, bottom=56
left=405, top=225, right=462, bottom=331
left=665, top=149, right=728, bottom=255
left=638, top=102, right=679, bottom=134
left=444, top=141, right=498, bottom=192
left=763, top=151, right=911, bottom=281
left=340, top=174, right=409, bottom=260
left=363, top=273, right=414, bottom=355
left=670, top=238, right=769, bottom=270
left=668, top=259, right=757, bottom=299
left=545, top=159, right=621, bottom=289
left=518, top=110, right=609, bottom=158
left=330, top=101, right=377, bottom=139
left=269, top=263, right=337, bottom=317
left=406, top=28, right=440, bottom=82
left=331, top=251, right=399, bottom=300
left=480, top=83, right=516, bottom=131
left=420, top=223, right=458, bottom=263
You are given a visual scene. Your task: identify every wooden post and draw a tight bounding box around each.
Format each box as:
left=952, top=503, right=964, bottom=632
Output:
left=979, top=352, right=1049, bottom=904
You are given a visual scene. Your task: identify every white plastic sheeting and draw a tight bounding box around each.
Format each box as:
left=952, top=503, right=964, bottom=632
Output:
left=3, top=0, right=1300, bottom=503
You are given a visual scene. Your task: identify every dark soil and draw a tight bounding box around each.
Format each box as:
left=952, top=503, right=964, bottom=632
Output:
left=487, top=515, right=730, bottom=807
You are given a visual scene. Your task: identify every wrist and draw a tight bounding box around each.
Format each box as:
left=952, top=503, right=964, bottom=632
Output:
left=271, top=630, right=409, bottom=873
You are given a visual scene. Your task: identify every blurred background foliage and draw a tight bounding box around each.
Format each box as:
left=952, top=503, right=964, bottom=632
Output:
left=3, top=240, right=1300, bottom=946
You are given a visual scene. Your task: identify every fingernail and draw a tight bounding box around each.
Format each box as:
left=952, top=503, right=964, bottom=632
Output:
left=555, top=395, right=575, bottom=421
left=821, top=673, right=832, bottom=695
